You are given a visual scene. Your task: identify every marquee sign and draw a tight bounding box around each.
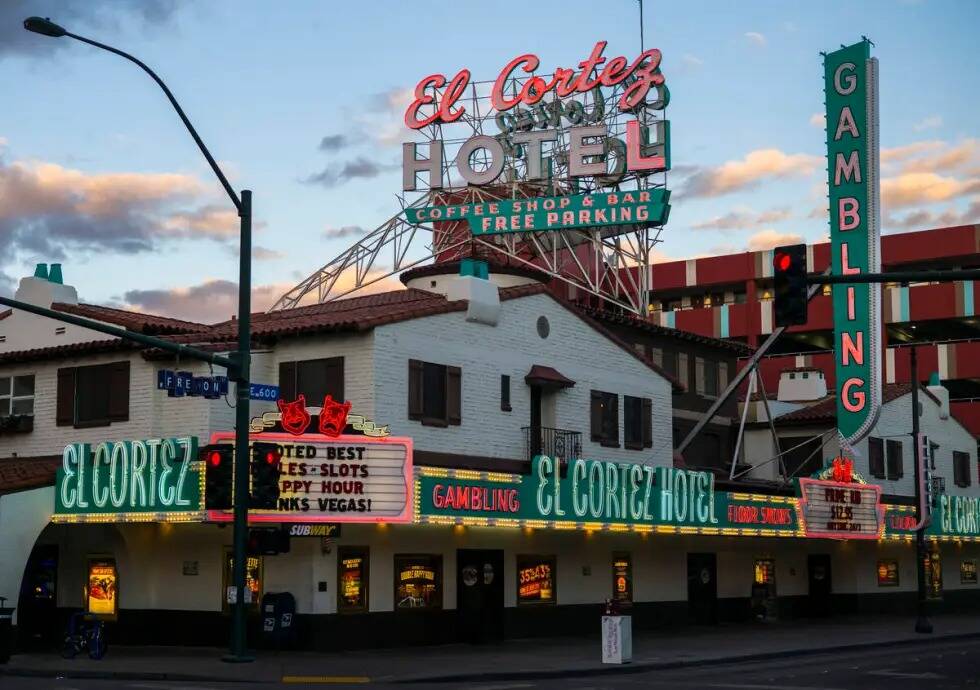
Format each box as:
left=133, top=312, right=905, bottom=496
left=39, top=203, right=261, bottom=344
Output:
left=797, top=477, right=884, bottom=539
left=208, top=432, right=412, bottom=523
left=54, top=437, right=202, bottom=522
left=823, top=40, right=882, bottom=447
left=417, top=457, right=801, bottom=535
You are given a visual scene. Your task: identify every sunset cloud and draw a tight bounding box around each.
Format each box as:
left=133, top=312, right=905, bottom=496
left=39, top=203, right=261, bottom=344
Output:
left=692, top=207, right=791, bottom=230
left=678, top=149, right=821, bottom=198
left=746, top=229, right=804, bottom=251
left=881, top=172, right=980, bottom=208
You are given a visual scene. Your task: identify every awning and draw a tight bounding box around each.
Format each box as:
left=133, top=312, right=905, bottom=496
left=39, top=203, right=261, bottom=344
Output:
left=525, top=365, right=575, bottom=389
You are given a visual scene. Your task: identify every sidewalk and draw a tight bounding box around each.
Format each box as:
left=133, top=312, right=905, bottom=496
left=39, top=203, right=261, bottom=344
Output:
left=3, top=614, right=979, bottom=684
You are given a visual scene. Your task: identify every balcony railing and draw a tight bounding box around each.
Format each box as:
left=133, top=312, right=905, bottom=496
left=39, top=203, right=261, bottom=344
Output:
left=523, top=426, right=582, bottom=462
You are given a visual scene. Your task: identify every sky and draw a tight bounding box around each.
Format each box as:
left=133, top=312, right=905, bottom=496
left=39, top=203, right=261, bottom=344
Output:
left=1, top=0, right=978, bottom=322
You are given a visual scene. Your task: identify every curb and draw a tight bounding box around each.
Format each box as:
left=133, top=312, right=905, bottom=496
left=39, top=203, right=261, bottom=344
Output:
left=0, top=666, right=262, bottom=684
left=397, top=630, right=980, bottom=684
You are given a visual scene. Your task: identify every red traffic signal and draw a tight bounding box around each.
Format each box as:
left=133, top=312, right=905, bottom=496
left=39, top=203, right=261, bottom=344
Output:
left=774, top=251, right=792, bottom=273
left=772, top=243, right=808, bottom=327
left=251, top=442, right=282, bottom=510
left=201, top=444, right=234, bottom=510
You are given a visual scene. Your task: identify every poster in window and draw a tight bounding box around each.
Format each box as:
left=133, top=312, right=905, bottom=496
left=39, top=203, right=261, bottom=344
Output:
left=86, top=559, right=118, bottom=619
left=753, top=559, right=775, bottom=586
left=517, top=556, right=556, bottom=605
left=395, top=556, right=441, bottom=610
left=223, top=552, right=262, bottom=612
left=925, top=549, right=943, bottom=600
left=338, top=548, right=368, bottom=612
left=612, top=554, right=633, bottom=606
left=877, top=560, right=899, bottom=587
left=961, top=560, right=978, bottom=585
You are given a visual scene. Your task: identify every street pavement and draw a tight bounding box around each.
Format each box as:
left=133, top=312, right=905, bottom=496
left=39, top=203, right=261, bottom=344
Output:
left=2, top=638, right=979, bottom=688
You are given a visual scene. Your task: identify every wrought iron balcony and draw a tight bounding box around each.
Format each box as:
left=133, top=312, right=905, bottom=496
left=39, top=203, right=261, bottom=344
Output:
left=523, top=426, right=582, bottom=462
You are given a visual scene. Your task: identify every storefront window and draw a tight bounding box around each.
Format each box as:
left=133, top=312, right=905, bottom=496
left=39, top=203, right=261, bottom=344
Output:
left=86, top=558, right=118, bottom=619
left=961, top=560, right=978, bottom=585
left=753, top=559, right=775, bottom=585
left=223, top=550, right=262, bottom=613
left=517, top=555, right=556, bottom=605
left=877, top=559, right=900, bottom=586
left=612, top=554, right=632, bottom=606
left=338, top=547, right=369, bottom=612
left=394, top=555, right=442, bottom=610
left=925, top=548, right=943, bottom=600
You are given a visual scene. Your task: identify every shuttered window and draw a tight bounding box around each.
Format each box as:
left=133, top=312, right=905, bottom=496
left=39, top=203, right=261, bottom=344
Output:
left=624, top=396, right=652, bottom=450
left=56, top=361, right=130, bottom=428
left=408, top=359, right=461, bottom=427
left=868, top=437, right=885, bottom=479
left=953, top=451, right=971, bottom=488
left=886, top=439, right=904, bottom=480
left=590, top=390, right=619, bottom=447
left=278, top=357, right=344, bottom=405
left=500, top=375, right=511, bottom=412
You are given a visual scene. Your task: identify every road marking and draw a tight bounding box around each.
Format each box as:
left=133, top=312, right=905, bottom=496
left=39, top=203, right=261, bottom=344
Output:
left=704, top=684, right=850, bottom=690
left=282, top=676, right=371, bottom=684
left=475, top=685, right=535, bottom=690
left=867, top=669, right=944, bottom=679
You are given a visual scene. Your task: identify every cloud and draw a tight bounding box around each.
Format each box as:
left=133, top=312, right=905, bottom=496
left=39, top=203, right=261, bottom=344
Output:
left=303, top=156, right=396, bottom=188
left=880, top=141, right=945, bottom=164
left=161, top=204, right=239, bottom=239
left=323, top=225, right=368, bottom=240
left=692, top=207, right=791, bottom=230
left=318, top=135, right=349, bottom=152
left=746, top=229, right=804, bottom=251
left=678, top=149, right=821, bottom=198
left=0, top=0, right=180, bottom=60
left=253, top=246, right=285, bottom=261
left=913, top=115, right=943, bottom=132
left=881, top=172, right=980, bottom=208
left=886, top=197, right=980, bottom=231
left=0, top=155, right=238, bottom=264
left=744, top=32, right=766, bottom=47
left=681, top=54, right=704, bottom=70
left=809, top=112, right=825, bottom=129
left=892, top=139, right=978, bottom=175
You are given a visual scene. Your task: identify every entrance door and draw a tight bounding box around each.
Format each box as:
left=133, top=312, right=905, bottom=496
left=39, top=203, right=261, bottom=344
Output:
left=807, top=554, right=832, bottom=616
left=456, top=549, right=504, bottom=643
left=529, top=387, right=542, bottom=458
left=17, top=544, right=58, bottom=649
left=687, top=552, right=717, bottom=625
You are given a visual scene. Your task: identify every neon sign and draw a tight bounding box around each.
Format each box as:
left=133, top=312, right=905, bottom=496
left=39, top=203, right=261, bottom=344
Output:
left=797, top=477, right=884, bottom=539
left=252, top=396, right=389, bottom=437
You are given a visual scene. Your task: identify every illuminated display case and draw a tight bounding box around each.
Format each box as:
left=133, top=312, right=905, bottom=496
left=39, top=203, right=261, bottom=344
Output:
left=612, top=553, right=633, bottom=606
left=86, top=557, right=118, bottom=620
left=877, top=559, right=900, bottom=587
left=338, top=546, right=369, bottom=613
left=925, top=548, right=943, bottom=600
left=961, top=560, right=978, bottom=585
left=517, top=555, right=556, bottom=606
left=223, top=550, right=262, bottom=613
left=394, top=555, right=442, bottom=610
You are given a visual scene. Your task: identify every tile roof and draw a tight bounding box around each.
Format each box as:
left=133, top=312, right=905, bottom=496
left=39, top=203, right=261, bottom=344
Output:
left=0, top=338, right=140, bottom=365
left=0, top=309, right=11, bottom=321
left=52, top=303, right=207, bottom=335
left=0, top=455, right=61, bottom=495
left=773, top=383, right=941, bottom=425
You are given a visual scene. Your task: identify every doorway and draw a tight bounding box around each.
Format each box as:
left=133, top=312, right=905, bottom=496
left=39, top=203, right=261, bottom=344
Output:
left=807, top=554, right=833, bottom=616
left=456, top=549, right=504, bottom=643
left=17, top=544, right=58, bottom=649
left=687, top=552, right=717, bottom=625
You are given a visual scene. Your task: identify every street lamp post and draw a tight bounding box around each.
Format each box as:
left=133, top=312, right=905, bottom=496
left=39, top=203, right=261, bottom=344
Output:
left=24, top=16, right=254, bottom=662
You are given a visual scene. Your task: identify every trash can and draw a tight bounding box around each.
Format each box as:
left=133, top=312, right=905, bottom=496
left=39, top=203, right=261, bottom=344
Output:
left=260, top=592, right=296, bottom=650
left=0, top=597, right=15, bottom=664
left=601, top=599, right=632, bottom=664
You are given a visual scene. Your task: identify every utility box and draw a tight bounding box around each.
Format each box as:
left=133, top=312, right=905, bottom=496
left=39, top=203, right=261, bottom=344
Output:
left=601, top=615, right=632, bottom=664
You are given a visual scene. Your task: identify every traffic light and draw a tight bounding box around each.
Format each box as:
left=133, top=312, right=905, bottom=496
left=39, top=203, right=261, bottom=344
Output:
left=202, top=444, right=234, bottom=510
left=773, top=244, right=808, bottom=327
left=247, top=527, right=290, bottom=556
left=251, top=442, right=282, bottom=509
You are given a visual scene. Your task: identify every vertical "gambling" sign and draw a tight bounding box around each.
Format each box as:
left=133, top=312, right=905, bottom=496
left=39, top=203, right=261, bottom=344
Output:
left=824, top=40, right=882, bottom=448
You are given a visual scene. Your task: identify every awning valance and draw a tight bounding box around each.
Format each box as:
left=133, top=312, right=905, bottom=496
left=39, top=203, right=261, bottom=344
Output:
left=525, top=365, right=575, bottom=389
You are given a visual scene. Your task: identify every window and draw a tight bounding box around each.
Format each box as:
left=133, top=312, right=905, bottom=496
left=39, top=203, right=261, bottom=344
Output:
left=703, top=360, right=719, bottom=396
left=394, top=554, right=442, bottom=610
left=753, top=559, right=775, bottom=585
left=279, top=357, right=343, bottom=404
left=0, top=374, right=35, bottom=416
left=408, top=360, right=461, bottom=427
left=612, top=553, right=633, bottom=606
left=780, top=436, right=824, bottom=478
left=661, top=350, right=678, bottom=376
left=517, top=555, right=556, bottom=605
left=953, top=450, right=972, bottom=488
left=57, top=362, right=130, bottom=428
left=886, top=439, right=904, bottom=480
left=500, top=375, right=511, bottom=412
left=338, top=547, right=369, bottom=613
left=86, top=558, right=118, bottom=620
left=961, top=560, right=978, bottom=585
left=868, top=437, right=885, bottom=479
left=877, top=560, right=899, bottom=587
left=223, top=550, right=262, bottom=613
left=590, top=390, right=619, bottom=447
left=623, top=396, right=652, bottom=450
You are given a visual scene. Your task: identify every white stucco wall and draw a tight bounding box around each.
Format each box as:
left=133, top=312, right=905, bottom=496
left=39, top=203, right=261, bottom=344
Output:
left=0, top=487, right=53, bottom=624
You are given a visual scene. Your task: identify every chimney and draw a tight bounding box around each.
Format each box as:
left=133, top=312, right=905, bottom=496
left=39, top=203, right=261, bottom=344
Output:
left=15, top=263, right=78, bottom=308
left=926, top=372, right=949, bottom=420
left=446, top=259, right=500, bottom=326
left=776, top=367, right=828, bottom=402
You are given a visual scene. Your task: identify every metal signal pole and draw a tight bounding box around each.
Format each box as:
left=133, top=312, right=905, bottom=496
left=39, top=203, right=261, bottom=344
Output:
left=910, top=347, right=933, bottom=634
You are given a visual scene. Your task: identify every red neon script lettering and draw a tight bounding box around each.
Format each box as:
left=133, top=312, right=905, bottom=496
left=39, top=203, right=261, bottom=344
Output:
left=404, top=70, right=471, bottom=130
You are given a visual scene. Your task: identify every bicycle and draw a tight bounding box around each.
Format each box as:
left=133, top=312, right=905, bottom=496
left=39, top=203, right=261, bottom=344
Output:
left=61, top=612, right=107, bottom=660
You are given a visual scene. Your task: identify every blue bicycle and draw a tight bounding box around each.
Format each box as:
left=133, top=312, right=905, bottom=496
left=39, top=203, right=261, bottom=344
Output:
left=61, top=613, right=107, bottom=660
